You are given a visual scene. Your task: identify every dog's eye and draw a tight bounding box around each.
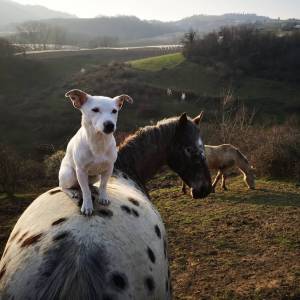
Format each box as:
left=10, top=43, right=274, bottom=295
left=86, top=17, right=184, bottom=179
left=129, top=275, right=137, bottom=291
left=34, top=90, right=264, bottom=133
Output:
left=92, top=108, right=100, bottom=113
left=112, top=109, right=117, bottom=114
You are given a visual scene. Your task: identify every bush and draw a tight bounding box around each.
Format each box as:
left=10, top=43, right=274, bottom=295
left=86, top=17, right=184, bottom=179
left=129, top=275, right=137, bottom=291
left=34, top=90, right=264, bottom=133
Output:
left=44, top=150, right=65, bottom=185
left=199, top=95, right=300, bottom=180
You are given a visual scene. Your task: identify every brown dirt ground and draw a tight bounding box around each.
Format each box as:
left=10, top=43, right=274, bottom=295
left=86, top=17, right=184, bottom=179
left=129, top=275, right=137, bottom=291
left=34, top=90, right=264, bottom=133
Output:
left=1, top=173, right=300, bottom=300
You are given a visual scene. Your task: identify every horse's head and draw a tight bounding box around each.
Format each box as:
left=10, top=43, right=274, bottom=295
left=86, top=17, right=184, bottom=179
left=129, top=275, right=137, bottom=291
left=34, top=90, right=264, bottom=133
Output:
left=167, top=113, right=212, bottom=199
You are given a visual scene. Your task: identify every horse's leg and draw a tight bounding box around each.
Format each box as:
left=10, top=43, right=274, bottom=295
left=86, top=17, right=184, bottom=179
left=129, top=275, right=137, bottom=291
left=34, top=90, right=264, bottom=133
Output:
left=221, top=174, right=228, bottom=191
left=212, top=171, right=222, bottom=193
left=181, top=181, right=187, bottom=194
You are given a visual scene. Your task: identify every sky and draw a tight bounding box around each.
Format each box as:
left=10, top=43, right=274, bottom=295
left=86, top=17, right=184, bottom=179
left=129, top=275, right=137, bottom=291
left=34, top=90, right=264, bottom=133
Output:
left=13, top=0, right=300, bottom=20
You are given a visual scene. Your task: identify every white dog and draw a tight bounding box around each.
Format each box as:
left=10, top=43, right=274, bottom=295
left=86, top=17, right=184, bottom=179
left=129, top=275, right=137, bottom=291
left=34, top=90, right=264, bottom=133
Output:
left=59, top=89, right=133, bottom=215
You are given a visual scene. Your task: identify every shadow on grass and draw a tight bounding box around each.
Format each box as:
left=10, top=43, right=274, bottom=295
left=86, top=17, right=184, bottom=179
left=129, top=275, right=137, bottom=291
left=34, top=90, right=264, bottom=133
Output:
left=216, top=188, right=300, bottom=207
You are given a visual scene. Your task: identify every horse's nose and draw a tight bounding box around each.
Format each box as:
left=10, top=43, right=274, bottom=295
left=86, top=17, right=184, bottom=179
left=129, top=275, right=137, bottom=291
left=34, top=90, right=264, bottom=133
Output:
left=103, top=121, right=115, bottom=134
left=191, top=184, right=212, bottom=199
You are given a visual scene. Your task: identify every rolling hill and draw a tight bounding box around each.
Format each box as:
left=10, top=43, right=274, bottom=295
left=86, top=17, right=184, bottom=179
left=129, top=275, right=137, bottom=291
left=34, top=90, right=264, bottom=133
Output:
left=0, top=0, right=75, bottom=30
left=1, top=8, right=276, bottom=44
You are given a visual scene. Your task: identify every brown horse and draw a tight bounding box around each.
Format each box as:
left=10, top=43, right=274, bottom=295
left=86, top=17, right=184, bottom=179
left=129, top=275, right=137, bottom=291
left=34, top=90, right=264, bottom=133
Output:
left=182, top=144, right=255, bottom=193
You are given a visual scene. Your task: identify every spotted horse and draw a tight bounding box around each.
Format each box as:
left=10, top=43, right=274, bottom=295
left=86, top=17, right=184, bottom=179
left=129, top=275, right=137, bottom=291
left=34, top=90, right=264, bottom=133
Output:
left=0, top=113, right=212, bottom=300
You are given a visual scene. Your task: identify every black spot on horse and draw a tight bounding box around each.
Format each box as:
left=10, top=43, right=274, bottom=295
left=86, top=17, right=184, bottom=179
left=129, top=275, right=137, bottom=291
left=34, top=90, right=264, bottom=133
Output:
left=52, top=218, right=67, bottom=226
left=17, top=231, right=29, bottom=243
left=132, top=209, right=139, bottom=217
left=147, top=247, right=156, bottom=264
left=96, top=208, right=113, bottom=218
left=154, top=225, right=161, bottom=239
left=144, top=276, right=155, bottom=293
left=128, top=198, right=139, bottom=206
left=121, top=205, right=131, bottom=214
left=165, top=279, right=169, bottom=292
left=53, top=231, right=69, bottom=242
left=36, top=233, right=111, bottom=299
left=110, top=272, right=128, bottom=292
left=21, top=233, right=43, bottom=248
left=49, top=189, right=61, bottom=195
left=163, top=238, right=167, bottom=259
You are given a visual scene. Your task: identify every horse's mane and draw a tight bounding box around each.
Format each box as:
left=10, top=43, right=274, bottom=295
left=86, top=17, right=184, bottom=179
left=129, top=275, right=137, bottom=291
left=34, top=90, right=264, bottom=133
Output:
left=114, top=117, right=179, bottom=187
left=118, top=117, right=178, bottom=150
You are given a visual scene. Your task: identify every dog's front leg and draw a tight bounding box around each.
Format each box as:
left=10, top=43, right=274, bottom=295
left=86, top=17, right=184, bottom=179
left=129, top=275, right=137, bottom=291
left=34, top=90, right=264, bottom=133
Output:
left=76, top=167, right=93, bottom=215
left=98, top=165, right=113, bottom=206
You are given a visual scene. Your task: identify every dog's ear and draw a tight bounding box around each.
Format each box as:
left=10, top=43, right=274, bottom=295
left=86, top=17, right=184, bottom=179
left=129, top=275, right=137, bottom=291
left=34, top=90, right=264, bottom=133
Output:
left=65, top=89, right=88, bottom=109
left=193, top=111, right=204, bottom=126
left=114, top=94, right=133, bottom=109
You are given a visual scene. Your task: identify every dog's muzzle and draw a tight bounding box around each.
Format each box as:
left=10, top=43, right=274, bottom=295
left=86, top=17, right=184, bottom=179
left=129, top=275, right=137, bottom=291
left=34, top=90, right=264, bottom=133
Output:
left=103, top=121, right=115, bottom=134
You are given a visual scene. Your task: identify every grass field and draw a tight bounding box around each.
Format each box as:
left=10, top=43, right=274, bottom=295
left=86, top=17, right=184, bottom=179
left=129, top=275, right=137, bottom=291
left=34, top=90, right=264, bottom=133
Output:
left=129, top=53, right=300, bottom=120
left=130, top=52, right=185, bottom=71
left=1, top=172, right=299, bottom=299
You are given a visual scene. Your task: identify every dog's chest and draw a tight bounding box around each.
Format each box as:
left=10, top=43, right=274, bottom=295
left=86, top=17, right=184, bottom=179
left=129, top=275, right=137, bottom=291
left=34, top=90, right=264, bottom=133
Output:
left=86, top=154, right=111, bottom=175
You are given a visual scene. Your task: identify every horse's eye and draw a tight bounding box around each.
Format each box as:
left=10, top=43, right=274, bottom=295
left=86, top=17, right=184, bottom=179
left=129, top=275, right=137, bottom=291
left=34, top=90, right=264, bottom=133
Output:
left=92, top=108, right=100, bottom=113
left=184, top=147, right=193, bottom=156
left=112, top=109, right=117, bottom=114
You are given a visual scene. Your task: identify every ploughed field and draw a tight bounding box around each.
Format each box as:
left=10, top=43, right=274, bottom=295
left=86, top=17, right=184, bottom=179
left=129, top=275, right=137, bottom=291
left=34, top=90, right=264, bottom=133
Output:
left=1, top=171, right=300, bottom=299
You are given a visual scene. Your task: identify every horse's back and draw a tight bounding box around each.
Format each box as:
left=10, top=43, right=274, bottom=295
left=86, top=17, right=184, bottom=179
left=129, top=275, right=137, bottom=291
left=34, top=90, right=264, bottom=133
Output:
left=0, top=176, right=171, bottom=300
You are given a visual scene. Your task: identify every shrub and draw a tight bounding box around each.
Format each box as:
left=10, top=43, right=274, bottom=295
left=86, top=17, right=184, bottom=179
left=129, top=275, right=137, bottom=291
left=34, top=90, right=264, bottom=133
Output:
left=44, top=150, right=65, bottom=184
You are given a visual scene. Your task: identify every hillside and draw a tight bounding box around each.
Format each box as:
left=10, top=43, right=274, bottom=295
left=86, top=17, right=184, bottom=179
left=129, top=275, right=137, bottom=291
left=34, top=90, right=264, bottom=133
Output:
left=171, top=13, right=271, bottom=32
left=129, top=53, right=300, bottom=119
left=2, top=12, right=278, bottom=44
left=0, top=0, right=75, bottom=30
left=1, top=49, right=300, bottom=155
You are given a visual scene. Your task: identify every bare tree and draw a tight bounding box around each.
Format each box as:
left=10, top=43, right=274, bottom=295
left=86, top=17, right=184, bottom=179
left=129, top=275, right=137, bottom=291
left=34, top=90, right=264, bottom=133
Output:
left=16, top=21, right=67, bottom=50
left=215, top=89, right=256, bottom=144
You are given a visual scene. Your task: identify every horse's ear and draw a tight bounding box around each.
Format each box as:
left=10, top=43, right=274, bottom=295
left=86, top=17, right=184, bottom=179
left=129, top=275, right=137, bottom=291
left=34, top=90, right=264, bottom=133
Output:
left=65, top=89, right=89, bottom=109
left=193, top=111, right=204, bottom=126
left=178, top=112, right=188, bottom=127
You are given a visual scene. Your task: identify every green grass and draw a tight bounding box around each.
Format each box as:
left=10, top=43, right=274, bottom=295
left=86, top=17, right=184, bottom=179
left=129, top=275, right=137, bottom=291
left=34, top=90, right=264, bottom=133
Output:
left=130, top=52, right=185, bottom=71
left=128, top=53, right=300, bottom=121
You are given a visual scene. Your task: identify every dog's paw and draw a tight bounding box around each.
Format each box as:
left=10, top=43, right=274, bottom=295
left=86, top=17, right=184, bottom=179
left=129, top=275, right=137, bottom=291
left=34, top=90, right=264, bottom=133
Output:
left=81, top=201, right=94, bottom=216
left=98, top=197, right=110, bottom=206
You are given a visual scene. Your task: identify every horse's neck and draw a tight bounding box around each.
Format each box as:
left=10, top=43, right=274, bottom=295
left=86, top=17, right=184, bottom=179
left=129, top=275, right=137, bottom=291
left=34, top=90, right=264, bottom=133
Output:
left=236, top=155, right=251, bottom=175
left=116, top=124, right=174, bottom=187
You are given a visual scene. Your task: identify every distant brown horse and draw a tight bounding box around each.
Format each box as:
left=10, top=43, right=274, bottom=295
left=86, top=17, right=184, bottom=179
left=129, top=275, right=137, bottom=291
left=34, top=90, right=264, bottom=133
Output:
left=182, top=144, right=255, bottom=193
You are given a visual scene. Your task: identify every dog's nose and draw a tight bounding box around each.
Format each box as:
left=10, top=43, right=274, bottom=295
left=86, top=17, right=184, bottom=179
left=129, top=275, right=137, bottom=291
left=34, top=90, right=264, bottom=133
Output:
left=103, top=121, right=115, bottom=134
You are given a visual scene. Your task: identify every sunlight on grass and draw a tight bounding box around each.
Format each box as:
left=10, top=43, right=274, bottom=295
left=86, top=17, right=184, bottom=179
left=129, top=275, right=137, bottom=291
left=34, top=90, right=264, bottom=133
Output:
left=130, top=52, right=185, bottom=71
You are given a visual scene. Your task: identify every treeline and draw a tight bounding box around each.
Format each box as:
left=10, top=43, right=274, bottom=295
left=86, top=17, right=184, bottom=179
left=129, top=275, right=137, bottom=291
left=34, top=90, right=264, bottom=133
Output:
left=9, top=21, right=120, bottom=51
left=182, top=25, right=300, bottom=82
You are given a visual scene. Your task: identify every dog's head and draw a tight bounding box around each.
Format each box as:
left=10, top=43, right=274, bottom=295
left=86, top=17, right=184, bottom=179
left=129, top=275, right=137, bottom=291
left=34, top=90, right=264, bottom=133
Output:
left=65, top=89, right=133, bottom=135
